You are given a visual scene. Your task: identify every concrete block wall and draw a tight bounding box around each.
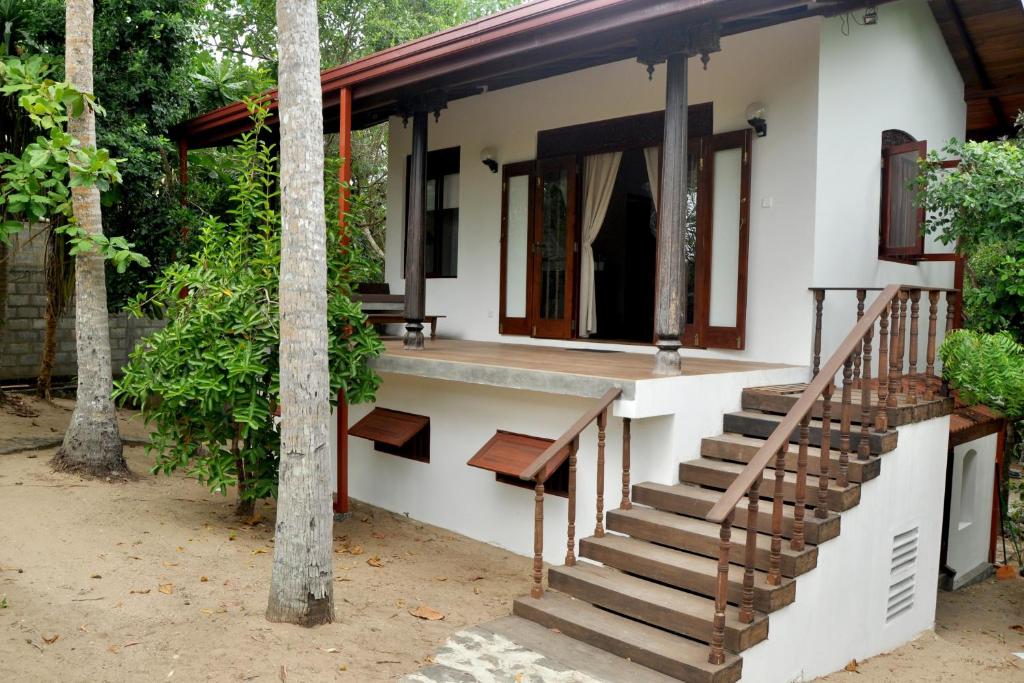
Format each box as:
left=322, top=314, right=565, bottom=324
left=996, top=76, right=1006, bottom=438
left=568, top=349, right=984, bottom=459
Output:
left=0, top=224, right=164, bottom=382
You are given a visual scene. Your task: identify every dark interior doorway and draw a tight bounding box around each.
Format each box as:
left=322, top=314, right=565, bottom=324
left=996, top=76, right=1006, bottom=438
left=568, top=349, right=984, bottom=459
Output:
left=589, top=148, right=656, bottom=343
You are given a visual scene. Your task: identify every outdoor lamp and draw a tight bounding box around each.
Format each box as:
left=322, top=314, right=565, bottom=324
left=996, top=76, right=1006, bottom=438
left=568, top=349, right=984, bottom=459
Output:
left=746, top=102, right=767, bottom=138
left=480, top=147, right=499, bottom=173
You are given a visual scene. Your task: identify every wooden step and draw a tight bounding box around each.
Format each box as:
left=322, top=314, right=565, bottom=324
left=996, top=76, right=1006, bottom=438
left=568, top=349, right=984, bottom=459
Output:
left=632, top=482, right=840, bottom=545
left=549, top=563, right=768, bottom=652
left=701, top=432, right=881, bottom=484
left=723, top=410, right=898, bottom=455
left=513, top=592, right=743, bottom=683
left=606, top=507, right=818, bottom=578
left=741, top=385, right=954, bottom=427
left=678, top=459, right=861, bottom=513
left=580, top=534, right=796, bottom=613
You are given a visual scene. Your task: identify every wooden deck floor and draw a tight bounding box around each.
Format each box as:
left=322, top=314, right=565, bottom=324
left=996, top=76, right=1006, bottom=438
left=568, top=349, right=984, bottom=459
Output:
left=380, top=339, right=792, bottom=381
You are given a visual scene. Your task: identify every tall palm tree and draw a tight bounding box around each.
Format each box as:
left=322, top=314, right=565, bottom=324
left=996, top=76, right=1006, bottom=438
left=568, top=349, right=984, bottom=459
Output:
left=51, top=0, right=126, bottom=477
left=265, top=0, right=334, bottom=625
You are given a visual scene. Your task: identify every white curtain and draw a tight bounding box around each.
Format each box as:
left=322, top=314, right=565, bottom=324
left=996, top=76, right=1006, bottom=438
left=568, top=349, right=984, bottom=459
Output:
left=579, top=151, right=622, bottom=337
left=644, top=146, right=661, bottom=209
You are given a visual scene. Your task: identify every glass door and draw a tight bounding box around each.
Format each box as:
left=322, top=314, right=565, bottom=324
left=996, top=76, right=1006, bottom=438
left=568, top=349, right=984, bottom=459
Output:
left=531, top=156, right=578, bottom=339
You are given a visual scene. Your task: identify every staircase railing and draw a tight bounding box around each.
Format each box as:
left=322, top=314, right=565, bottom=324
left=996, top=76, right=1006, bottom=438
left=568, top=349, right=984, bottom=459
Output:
left=703, top=284, right=959, bottom=665
left=519, top=387, right=626, bottom=599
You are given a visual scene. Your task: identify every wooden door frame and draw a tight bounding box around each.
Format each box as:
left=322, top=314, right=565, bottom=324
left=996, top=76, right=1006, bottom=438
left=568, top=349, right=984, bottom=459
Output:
left=499, top=160, right=536, bottom=336
left=531, top=155, right=579, bottom=339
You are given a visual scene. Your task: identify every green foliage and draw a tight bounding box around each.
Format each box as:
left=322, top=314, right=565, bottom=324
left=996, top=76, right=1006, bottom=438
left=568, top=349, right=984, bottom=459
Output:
left=919, top=117, right=1024, bottom=341
left=115, top=106, right=382, bottom=503
left=0, top=54, right=148, bottom=272
left=940, top=329, right=1024, bottom=419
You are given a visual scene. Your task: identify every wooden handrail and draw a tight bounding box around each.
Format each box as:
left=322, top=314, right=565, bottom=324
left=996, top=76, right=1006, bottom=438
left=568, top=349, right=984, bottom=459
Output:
left=705, top=285, right=902, bottom=524
left=519, top=387, right=622, bottom=481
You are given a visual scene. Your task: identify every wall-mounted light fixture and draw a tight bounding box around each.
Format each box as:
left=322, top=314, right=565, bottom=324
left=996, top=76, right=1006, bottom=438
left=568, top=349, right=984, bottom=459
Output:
left=480, top=147, right=499, bottom=174
left=745, top=102, right=767, bottom=138
left=863, top=4, right=878, bottom=25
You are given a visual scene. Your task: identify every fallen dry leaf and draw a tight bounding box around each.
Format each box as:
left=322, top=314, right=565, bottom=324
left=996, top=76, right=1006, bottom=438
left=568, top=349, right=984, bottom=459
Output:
left=367, top=556, right=383, bottom=568
left=996, top=564, right=1018, bottom=580
left=371, top=532, right=385, bottom=539
left=433, top=576, right=447, bottom=582
left=42, top=634, right=59, bottom=645
left=279, top=664, right=287, bottom=682
left=1011, top=624, right=1024, bottom=634
left=318, top=647, right=340, bottom=653
left=108, top=644, right=120, bottom=654
left=130, top=589, right=151, bottom=595
left=158, top=583, right=174, bottom=595
left=200, top=576, right=209, bottom=582
left=349, top=545, right=363, bottom=556
left=122, top=640, right=141, bottom=648
left=162, top=561, right=178, bottom=568
left=251, top=548, right=269, bottom=555
left=844, top=659, right=860, bottom=673
left=409, top=605, right=445, bottom=621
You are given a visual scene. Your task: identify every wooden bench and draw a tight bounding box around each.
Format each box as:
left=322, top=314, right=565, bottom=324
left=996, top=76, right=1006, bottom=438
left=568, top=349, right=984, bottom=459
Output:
left=354, top=283, right=444, bottom=339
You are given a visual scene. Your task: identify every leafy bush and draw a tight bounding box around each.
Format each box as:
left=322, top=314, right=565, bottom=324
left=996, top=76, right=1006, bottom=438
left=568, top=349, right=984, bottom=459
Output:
left=940, top=329, right=1024, bottom=419
left=114, top=105, right=382, bottom=512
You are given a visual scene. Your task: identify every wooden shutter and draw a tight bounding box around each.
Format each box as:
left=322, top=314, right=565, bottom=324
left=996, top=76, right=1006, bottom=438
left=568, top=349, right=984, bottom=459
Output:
left=703, top=129, right=752, bottom=350
left=880, top=141, right=926, bottom=260
left=499, top=161, right=535, bottom=336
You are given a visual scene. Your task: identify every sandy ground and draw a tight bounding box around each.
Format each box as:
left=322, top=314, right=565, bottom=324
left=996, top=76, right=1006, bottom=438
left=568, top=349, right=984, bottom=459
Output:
left=2, top=396, right=1024, bottom=682
left=0, top=396, right=532, bottom=682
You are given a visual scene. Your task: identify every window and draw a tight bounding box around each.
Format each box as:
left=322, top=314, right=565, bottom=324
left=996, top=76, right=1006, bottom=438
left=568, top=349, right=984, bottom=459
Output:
left=880, top=130, right=926, bottom=260
left=405, top=147, right=460, bottom=278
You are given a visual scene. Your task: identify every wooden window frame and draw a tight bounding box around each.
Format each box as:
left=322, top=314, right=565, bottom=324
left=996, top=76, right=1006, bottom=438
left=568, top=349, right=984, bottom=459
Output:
left=879, top=140, right=927, bottom=262
left=404, top=146, right=461, bottom=278
left=499, top=161, right=536, bottom=336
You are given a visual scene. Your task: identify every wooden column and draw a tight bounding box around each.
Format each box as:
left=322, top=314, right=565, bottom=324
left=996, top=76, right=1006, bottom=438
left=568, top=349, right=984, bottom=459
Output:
left=335, top=88, right=353, bottom=517
left=654, top=52, right=689, bottom=375
left=404, top=110, right=428, bottom=349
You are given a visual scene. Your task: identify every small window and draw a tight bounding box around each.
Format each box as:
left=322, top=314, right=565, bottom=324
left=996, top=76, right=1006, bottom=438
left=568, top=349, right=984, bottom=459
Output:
left=405, top=147, right=460, bottom=278
left=880, top=131, right=926, bottom=260
left=350, top=408, right=430, bottom=463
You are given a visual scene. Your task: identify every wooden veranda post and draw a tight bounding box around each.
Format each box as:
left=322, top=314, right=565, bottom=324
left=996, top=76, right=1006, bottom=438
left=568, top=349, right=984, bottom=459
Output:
left=653, top=52, right=688, bottom=375
left=335, top=87, right=353, bottom=516
left=404, top=110, right=428, bottom=350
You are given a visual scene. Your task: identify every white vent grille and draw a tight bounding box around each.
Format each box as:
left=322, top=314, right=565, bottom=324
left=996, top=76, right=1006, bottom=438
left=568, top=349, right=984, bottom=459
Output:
left=887, top=527, right=919, bottom=623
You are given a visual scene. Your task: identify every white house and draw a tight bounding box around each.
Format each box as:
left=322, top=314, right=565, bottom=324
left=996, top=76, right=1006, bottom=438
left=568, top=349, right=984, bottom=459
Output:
left=176, top=1, right=1022, bottom=681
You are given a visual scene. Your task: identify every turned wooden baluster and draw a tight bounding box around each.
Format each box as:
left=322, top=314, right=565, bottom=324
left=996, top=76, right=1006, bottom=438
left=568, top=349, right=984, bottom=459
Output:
left=925, top=291, right=940, bottom=400
left=791, top=413, right=811, bottom=551
left=565, top=437, right=578, bottom=566
left=767, top=444, right=787, bottom=586
left=876, top=302, right=891, bottom=432
left=595, top=409, right=607, bottom=537
left=709, top=511, right=734, bottom=666
left=943, top=291, right=958, bottom=396
left=620, top=418, right=632, bottom=510
left=887, top=294, right=904, bottom=409
left=907, top=290, right=921, bottom=405
left=812, top=289, right=825, bottom=376
left=532, top=481, right=544, bottom=598
left=852, top=289, right=867, bottom=384
left=817, top=382, right=835, bottom=518
left=838, top=356, right=853, bottom=488
left=740, top=475, right=762, bottom=623
left=859, top=321, right=874, bottom=460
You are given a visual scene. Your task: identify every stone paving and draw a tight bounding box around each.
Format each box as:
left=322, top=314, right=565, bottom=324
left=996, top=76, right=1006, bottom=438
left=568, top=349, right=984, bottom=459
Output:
left=401, top=627, right=603, bottom=683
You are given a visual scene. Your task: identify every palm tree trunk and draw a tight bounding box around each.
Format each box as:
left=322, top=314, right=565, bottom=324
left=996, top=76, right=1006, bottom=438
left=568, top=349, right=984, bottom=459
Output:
left=51, top=0, right=126, bottom=477
left=265, top=0, right=333, bottom=626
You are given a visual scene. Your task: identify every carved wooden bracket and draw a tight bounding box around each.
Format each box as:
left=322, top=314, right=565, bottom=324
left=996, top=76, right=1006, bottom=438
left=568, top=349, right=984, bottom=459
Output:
left=636, top=22, right=722, bottom=77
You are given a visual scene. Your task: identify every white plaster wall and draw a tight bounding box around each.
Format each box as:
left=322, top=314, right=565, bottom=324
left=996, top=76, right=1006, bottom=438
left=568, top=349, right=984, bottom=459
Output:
left=811, top=0, right=965, bottom=371
left=947, top=433, right=997, bottom=588
left=384, top=18, right=822, bottom=365
left=740, top=416, right=951, bottom=683
left=813, top=0, right=963, bottom=290
left=333, top=363, right=807, bottom=563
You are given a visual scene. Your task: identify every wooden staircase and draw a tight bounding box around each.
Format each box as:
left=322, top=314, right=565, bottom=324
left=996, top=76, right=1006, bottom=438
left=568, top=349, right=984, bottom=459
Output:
left=513, top=383, right=951, bottom=683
